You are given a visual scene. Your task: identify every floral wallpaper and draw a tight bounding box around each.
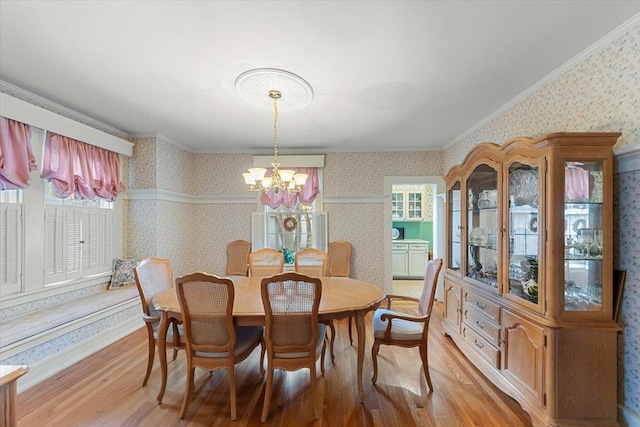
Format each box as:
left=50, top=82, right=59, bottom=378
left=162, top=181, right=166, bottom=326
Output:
left=442, top=22, right=640, bottom=418
left=324, top=151, right=444, bottom=196
left=614, top=170, right=640, bottom=414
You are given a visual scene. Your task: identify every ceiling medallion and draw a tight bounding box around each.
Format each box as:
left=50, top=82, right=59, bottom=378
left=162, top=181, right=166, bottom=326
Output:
left=234, top=68, right=314, bottom=112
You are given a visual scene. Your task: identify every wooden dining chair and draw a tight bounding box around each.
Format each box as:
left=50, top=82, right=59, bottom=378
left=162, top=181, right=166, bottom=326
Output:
left=294, top=248, right=328, bottom=277
left=294, top=247, right=340, bottom=361
left=328, top=240, right=352, bottom=277
left=248, top=248, right=284, bottom=277
left=371, top=258, right=443, bottom=391
left=176, top=272, right=265, bottom=420
left=133, top=257, right=185, bottom=387
left=260, top=272, right=326, bottom=422
left=226, top=239, right=251, bottom=276
left=328, top=240, right=356, bottom=345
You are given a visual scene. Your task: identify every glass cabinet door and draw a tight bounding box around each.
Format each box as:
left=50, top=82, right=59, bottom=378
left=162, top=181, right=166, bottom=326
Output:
left=392, top=192, right=404, bottom=219
left=466, top=164, right=499, bottom=290
left=447, top=181, right=461, bottom=271
left=407, top=191, right=423, bottom=219
left=506, top=162, right=541, bottom=308
left=564, top=161, right=604, bottom=312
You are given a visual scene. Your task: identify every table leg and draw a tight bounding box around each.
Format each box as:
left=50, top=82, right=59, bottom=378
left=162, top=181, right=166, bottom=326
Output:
left=356, top=310, right=365, bottom=403
left=156, top=310, right=169, bottom=404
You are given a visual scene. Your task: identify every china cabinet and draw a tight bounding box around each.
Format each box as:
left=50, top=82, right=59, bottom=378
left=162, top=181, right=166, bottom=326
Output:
left=443, top=132, right=620, bottom=427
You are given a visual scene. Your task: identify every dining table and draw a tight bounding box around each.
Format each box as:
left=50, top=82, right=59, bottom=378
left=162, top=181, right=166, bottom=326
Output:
left=152, top=275, right=384, bottom=404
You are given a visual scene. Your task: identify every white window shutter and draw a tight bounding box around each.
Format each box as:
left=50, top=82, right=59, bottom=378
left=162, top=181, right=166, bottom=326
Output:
left=45, top=207, right=65, bottom=283
left=314, top=212, right=328, bottom=252
left=82, top=210, right=99, bottom=275
left=252, top=212, right=265, bottom=250
left=66, top=208, right=82, bottom=280
left=99, top=210, right=112, bottom=271
left=0, top=203, right=22, bottom=295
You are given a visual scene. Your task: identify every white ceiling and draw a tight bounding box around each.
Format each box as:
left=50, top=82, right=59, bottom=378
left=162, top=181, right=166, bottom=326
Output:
left=1, top=1, right=639, bottom=153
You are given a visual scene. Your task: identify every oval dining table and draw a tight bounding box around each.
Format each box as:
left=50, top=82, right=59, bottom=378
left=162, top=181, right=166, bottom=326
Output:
left=152, top=275, right=385, bottom=404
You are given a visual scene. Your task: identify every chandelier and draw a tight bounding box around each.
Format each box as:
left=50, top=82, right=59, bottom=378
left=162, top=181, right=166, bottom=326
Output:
left=242, top=90, right=308, bottom=194
left=236, top=68, right=314, bottom=195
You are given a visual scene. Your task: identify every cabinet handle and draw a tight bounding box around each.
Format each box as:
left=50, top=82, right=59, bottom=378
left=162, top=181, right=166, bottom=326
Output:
left=475, top=301, right=486, bottom=309
left=474, top=339, right=485, bottom=349
left=475, top=320, right=486, bottom=329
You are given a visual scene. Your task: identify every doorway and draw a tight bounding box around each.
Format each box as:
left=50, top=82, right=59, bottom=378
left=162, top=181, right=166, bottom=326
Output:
left=384, top=176, right=445, bottom=297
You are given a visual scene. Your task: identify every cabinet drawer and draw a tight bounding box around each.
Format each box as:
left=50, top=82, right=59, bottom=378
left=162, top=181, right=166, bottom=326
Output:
left=392, top=243, right=409, bottom=251
left=463, top=307, right=501, bottom=347
left=462, top=325, right=500, bottom=369
left=409, top=243, right=429, bottom=251
left=464, top=292, right=500, bottom=324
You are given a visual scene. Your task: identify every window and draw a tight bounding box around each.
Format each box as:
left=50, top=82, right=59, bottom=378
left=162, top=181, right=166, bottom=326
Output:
left=44, top=182, right=114, bottom=285
left=265, top=200, right=326, bottom=253
left=0, top=190, right=23, bottom=295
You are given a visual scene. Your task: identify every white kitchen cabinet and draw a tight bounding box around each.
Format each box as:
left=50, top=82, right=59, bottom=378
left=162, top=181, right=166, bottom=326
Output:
left=392, top=243, right=409, bottom=276
left=392, top=186, right=425, bottom=221
left=393, top=240, right=429, bottom=278
left=408, top=243, right=429, bottom=276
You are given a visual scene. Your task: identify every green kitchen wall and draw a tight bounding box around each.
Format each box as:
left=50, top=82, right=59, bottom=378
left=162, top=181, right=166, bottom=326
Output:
left=393, top=221, right=433, bottom=243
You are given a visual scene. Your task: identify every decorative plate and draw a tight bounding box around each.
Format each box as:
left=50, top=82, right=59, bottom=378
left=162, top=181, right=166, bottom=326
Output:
left=392, top=228, right=400, bottom=239
left=283, top=216, right=297, bottom=232
left=509, top=169, right=538, bottom=206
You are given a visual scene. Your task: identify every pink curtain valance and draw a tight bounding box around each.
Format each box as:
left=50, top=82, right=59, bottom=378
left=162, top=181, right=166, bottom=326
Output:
left=261, top=167, right=319, bottom=209
left=0, top=116, right=37, bottom=190
left=41, top=132, right=125, bottom=201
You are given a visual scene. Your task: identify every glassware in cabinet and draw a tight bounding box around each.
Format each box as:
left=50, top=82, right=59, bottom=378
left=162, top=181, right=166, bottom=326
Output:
left=466, top=164, right=499, bottom=289
left=506, top=162, right=541, bottom=307
left=563, top=161, right=605, bottom=312
left=448, top=181, right=462, bottom=272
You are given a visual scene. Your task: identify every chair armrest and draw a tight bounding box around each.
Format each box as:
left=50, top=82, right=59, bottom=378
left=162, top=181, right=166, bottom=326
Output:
left=380, top=311, right=430, bottom=341
left=142, top=313, right=160, bottom=323
left=383, top=294, right=420, bottom=309
left=380, top=312, right=428, bottom=323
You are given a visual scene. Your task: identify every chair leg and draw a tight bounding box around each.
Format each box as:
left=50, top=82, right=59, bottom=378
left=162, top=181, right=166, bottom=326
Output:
left=179, top=365, right=195, bottom=419
left=310, top=357, right=320, bottom=420
left=229, top=365, right=237, bottom=421
left=259, top=340, right=266, bottom=376
left=371, top=339, right=380, bottom=385
left=261, top=364, right=274, bottom=423
left=327, top=321, right=336, bottom=362
left=320, top=340, right=326, bottom=376
left=420, top=342, right=433, bottom=392
left=348, top=316, right=353, bottom=345
left=143, top=329, right=155, bottom=386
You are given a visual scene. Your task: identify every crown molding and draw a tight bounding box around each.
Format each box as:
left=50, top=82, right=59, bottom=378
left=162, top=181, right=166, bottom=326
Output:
left=444, top=13, right=640, bottom=150
left=614, top=143, right=640, bottom=174
left=128, top=132, right=195, bottom=153
left=0, top=80, right=128, bottom=138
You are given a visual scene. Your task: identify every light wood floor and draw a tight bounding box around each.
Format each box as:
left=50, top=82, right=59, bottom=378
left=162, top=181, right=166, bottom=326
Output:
left=16, top=304, right=532, bottom=426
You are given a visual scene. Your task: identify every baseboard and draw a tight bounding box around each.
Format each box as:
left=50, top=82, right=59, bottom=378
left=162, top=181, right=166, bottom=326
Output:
left=16, top=317, right=143, bottom=393
left=620, top=405, right=640, bottom=427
